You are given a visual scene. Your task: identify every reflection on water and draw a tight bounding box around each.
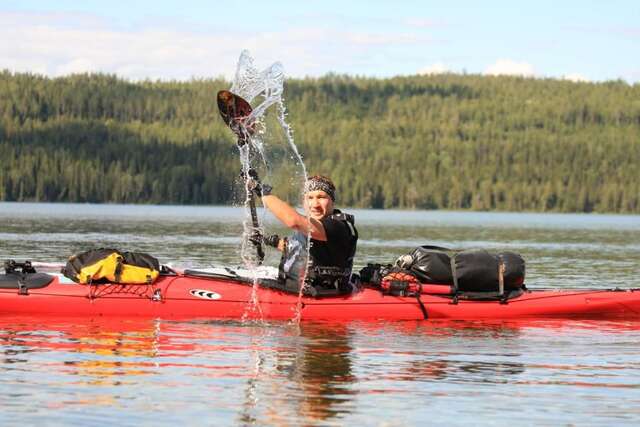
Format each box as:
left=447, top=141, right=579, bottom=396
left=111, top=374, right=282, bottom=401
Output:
left=2, top=317, right=640, bottom=425
left=1, top=203, right=640, bottom=425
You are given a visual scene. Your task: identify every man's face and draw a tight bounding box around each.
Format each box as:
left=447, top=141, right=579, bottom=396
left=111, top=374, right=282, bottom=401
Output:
left=304, top=190, right=334, bottom=220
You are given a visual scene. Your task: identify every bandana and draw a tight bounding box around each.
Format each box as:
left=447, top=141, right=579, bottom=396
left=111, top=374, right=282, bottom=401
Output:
left=304, top=177, right=336, bottom=201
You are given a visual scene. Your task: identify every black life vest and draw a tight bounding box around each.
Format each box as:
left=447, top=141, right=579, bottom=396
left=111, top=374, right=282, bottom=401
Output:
left=279, top=210, right=358, bottom=296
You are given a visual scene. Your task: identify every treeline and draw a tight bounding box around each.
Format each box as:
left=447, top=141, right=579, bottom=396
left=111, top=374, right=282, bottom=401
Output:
left=1, top=71, right=639, bottom=212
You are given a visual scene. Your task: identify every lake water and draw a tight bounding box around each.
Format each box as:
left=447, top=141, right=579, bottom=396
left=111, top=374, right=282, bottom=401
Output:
left=1, top=203, right=640, bottom=426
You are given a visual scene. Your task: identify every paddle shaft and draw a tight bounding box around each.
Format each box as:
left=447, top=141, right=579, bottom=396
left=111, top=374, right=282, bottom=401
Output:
left=217, top=90, right=264, bottom=264
left=246, top=181, right=265, bottom=262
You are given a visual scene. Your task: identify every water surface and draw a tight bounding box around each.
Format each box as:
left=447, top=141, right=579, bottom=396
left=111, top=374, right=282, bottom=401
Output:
left=1, top=203, right=639, bottom=426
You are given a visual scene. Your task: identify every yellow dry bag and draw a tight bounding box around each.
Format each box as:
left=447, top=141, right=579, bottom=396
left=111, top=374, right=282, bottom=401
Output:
left=62, top=248, right=160, bottom=285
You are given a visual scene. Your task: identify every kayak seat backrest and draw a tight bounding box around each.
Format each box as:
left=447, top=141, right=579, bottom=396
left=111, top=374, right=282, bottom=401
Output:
left=0, top=272, right=55, bottom=289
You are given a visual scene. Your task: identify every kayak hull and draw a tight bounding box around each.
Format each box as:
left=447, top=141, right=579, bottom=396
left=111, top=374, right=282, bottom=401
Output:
left=2, top=274, right=640, bottom=321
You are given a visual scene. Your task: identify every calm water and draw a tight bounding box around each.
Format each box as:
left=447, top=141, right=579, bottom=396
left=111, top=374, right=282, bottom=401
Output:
left=1, top=202, right=640, bottom=426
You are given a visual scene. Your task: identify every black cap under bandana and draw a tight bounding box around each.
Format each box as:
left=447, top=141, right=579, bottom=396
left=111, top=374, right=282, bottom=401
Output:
left=304, top=176, right=336, bottom=201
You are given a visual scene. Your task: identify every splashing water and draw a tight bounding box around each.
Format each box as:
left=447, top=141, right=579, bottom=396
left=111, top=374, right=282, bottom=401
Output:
left=229, top=50, right=310, bottom=319
left=230, top=50, right=306, bottom=174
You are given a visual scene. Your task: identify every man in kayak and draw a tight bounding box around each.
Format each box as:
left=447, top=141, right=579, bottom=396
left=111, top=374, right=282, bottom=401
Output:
left=249, top=173, right=358, bottom=296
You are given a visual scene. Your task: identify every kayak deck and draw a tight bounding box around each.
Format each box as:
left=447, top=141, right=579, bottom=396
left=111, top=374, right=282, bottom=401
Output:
left=1, top=273, right=639, bottom=320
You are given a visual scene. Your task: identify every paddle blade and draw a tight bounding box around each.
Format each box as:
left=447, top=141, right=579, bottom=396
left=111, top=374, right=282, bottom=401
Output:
left=217, top=90, right=254, bottom=143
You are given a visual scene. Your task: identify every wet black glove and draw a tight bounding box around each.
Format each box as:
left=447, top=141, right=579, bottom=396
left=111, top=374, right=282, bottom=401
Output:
left=244, top=169, right=272, bottom=197
left=248, top=231, right=280, bottom=248
left=248, top=229, right=262, bottom=247
left=263, top=234, right=280, bottom=248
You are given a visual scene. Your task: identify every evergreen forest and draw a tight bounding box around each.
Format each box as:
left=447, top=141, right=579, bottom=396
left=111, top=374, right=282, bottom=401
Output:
left=1, top=71, right=638, bottom=213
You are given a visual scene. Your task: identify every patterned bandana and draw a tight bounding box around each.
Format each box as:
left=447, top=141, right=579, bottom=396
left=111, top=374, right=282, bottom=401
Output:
left=304, top=177, right=336, bottom=201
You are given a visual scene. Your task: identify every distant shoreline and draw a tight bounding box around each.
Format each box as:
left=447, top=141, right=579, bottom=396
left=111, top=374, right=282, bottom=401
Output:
left=1, top=72, right=638, bottom=213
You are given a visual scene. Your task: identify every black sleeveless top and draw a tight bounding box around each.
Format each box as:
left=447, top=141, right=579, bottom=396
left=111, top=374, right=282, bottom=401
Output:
left=279, top=209, right=358, bottom=295
left=310, top=211, right=358, bottom=271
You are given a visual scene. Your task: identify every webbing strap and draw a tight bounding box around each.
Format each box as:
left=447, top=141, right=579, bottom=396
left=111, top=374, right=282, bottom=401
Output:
left=416, top=284, right=428, bottom=319
left=498, top=260, right=508, bottom=304
left=498, top=260, right=505, bottom=297
left=17, top=275, right=28, bottom=295
left=449, top=257, right=459, bottom=304
left=114, top=256, right=123, bottom=283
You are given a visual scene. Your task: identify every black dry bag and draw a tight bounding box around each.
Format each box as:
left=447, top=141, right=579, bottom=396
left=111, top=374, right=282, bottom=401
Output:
left=453, top=250, right=525, bottom=292
left=399, top=245, right=453, bottom=285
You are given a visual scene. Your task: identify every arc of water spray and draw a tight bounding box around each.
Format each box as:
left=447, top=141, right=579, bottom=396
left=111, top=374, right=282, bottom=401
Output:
left=229, top=50, right=310, bottom=322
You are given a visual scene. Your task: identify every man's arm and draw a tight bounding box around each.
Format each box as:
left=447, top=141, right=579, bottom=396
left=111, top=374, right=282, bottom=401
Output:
left=261, top=194, right=327, bottom=241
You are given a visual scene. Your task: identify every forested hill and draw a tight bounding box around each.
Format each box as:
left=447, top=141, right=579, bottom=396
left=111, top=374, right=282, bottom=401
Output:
left=1, top=71, right=638, bottom=213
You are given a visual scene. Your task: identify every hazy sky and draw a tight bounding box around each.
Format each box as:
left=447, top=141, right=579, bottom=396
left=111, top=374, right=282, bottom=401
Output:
left=1, top=0, right=638, bottom=83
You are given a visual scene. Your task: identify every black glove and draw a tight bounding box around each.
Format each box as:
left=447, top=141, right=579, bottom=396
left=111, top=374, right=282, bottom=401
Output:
left=248, top=229, right=263, bottom=247
left=263, top=234, right=280, bottom=248
left=244, top=169, right=272, bottom=197
left=248, top=231, right=280, bottom=248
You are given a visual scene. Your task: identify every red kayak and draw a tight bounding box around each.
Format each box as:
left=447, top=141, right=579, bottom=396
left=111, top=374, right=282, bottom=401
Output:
left=2, top=269, right=640, bottom=320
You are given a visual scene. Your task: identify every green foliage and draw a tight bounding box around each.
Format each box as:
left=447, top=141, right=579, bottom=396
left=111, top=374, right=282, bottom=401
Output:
left=1, top=70, right=638, bottom=213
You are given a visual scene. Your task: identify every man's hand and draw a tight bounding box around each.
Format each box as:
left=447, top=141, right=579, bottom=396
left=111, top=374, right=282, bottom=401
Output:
left=244, top=169, right=272, bottom=197
left=263, top=234, right=280, bottom=248
left=248, top=230, right=280, bottom=248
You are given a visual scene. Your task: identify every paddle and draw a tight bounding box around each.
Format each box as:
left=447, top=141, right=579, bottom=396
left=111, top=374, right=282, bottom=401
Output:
left=216, top=90, right=265, bottom=263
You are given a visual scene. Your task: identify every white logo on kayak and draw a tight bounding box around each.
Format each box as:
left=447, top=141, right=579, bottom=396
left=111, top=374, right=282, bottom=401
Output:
left=190, top=289, right=221, bottom=300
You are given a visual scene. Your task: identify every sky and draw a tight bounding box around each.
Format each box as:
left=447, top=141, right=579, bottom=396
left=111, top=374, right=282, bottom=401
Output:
left=1, top=0, right=639, bottom=83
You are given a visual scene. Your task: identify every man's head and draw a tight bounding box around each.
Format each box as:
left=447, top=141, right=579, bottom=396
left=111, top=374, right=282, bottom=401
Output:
left=304, top=175, right=335, bottom=220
